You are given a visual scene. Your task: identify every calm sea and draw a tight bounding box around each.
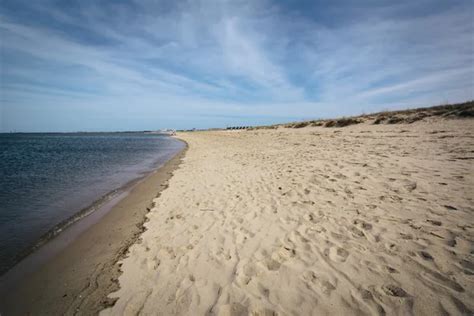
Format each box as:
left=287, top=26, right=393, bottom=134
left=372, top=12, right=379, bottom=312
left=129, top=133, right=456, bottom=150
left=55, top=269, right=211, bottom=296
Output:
left=0, top=133, right=184, bottom=275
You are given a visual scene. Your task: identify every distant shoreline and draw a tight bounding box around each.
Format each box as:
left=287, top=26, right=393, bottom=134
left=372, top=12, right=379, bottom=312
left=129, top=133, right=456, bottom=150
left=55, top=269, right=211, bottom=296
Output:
left=0, top=131, right=174, bottom=135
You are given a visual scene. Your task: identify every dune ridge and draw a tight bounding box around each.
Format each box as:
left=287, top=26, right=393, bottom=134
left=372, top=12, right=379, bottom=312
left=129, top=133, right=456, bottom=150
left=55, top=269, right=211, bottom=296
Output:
left=102, top=117, right=473, bottom=315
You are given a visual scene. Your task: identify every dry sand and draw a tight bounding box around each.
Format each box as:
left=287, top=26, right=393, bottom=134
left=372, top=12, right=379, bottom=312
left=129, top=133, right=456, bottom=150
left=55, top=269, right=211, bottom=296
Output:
left=103, top=118, right=473, bottom=315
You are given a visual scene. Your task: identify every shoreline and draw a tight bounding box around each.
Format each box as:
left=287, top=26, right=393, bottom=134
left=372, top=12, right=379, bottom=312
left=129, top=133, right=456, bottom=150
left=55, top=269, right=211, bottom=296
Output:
left=5, top=168, right=154, bottom=277
left=0, top=133, right=185, bottom=276
left=0, top=140, right=187, bottom=315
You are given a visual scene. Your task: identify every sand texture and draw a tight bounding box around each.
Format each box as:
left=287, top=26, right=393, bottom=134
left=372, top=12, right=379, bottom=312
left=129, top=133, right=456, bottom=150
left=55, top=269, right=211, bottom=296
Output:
left=103, top=118, right=473, bottom=315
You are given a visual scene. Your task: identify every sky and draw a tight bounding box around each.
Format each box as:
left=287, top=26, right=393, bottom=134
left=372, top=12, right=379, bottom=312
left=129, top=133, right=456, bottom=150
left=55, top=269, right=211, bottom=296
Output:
left=0, top=0, right=473, bottom=132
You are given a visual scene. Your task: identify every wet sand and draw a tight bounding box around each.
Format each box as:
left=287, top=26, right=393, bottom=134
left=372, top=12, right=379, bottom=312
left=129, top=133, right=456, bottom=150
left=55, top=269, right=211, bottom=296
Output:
left=0, top=144, right=187, bottom=315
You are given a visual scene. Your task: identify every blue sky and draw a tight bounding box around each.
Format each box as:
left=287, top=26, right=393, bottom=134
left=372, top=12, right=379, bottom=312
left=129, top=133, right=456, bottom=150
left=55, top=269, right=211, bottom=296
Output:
left=1, top=0, right=473, bottom=132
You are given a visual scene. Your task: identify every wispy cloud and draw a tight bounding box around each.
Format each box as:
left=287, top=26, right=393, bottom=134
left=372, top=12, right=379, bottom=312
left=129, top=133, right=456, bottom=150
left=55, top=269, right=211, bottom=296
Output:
left=0, top=0, right=472, bottom=131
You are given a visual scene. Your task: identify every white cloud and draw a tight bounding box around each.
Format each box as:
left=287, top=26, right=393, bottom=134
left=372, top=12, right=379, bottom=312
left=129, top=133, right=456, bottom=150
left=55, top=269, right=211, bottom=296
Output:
left=1, top=0, right=473, bottom=131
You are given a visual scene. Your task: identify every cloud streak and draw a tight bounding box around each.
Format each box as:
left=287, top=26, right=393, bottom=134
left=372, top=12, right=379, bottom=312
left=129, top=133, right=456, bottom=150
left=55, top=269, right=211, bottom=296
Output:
left=1, top=0, right=473, bottom=131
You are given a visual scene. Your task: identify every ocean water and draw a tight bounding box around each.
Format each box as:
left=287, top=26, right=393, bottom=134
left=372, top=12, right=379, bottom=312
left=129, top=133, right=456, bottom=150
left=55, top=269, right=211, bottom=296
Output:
left=0, top=133, right=184, bottom=275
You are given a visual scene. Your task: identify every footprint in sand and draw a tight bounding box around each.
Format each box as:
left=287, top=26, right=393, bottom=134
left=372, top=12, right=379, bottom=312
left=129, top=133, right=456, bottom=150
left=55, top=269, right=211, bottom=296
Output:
left=444, top=205, right=458, bottom=210
left=402, top=180, right=417, bottom=192
left=349, top=226, right=366, bottom=238
left=249, top=307, right=278, bottom=316
left=382, top=284, right=409, bottom=297
left=274, top=246, right=296, bottom=262
left=351, top=288, right=386, bottom=315
left=399, top=233, right=413, bottom=240
left=236, top=263, right=256, bottom=286
left=353, top=219, right=373, bottom=231
left=326, top=247, right=349, bottom=263
left=419, top=251, right=434, bottom=261
left=302, top=271, right=337, bottom=296
left=264, top=258, right=281, bottom=271
left=426, top=219, right=442, bottom=226
left=460, top=259, right=474, bottom=275
left=217, top=303, right=248, bottom=316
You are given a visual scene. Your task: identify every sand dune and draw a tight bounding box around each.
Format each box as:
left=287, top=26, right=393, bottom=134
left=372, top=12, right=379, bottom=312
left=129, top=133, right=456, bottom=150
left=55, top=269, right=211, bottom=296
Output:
left=102, top=118, right=473, bottom=315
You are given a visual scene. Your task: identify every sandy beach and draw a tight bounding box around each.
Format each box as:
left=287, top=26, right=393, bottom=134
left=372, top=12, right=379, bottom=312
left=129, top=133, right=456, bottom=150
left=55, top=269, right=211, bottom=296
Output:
left=1, top=108, right=473, bottom=316
left=102, top=115, right=474, bottom=315
left=2, top=0, right=473, bottom=314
